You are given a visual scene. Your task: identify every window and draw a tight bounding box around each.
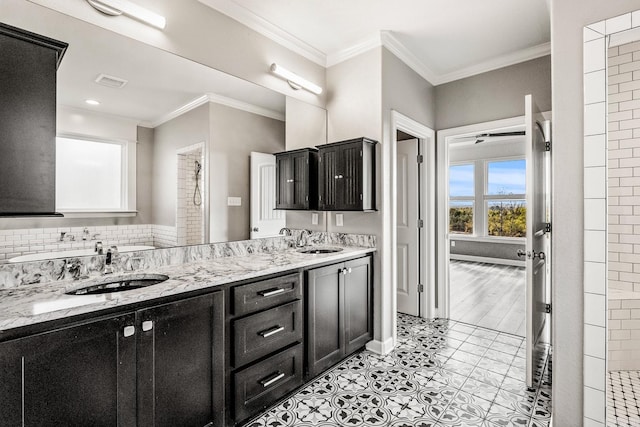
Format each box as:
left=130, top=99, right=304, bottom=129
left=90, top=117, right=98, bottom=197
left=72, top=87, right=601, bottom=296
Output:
left=485, top=159, right=526, bottom=237
left=56, top=136, right=129, bottom=211
left=449, top=164, right=474, bottom=235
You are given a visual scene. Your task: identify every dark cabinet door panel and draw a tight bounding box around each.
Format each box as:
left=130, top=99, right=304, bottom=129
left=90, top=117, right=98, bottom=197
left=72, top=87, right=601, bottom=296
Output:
left=232, top=272, right=300, bottom=316
left=275, top=154, right=291, bottom=207
left=318, top=147, right=339, bottom=210
left=344, top=257, right=373, bottom=355
left=137, top=292, right=224, bottom=427
left=233, top=343, right=303, bottom=423
left=341, top=144, right=363, bottom=209
left=233, top=300, right=303, bottom=367
left=5, top=314, right=137, bottom=427
left=306, top=264, right=344, bottom=377
left=275, top=148, right=318, bottom=210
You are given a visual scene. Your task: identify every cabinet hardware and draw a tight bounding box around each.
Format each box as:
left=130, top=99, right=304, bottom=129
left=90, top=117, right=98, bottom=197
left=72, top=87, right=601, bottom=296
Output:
left=341, top=268, right=348, bottom=275
left=259, top=288, right=285, bottom=297
left=347, top=268, right=352, bottom=274
left=286, top=179, right=294, bottom=183
left=123, top=325, right=135, bottom=337
left=334, top=175, right=339, bottom=179
left=259, top=325, right=285, bottom=338
left=338, top=174, right=343, bottom=179
left=142, top=320, right=153, bottom=332
left=260, top=371, right=285, bottom=388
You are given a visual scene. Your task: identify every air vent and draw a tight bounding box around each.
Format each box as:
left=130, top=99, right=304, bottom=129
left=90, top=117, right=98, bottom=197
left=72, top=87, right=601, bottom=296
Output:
left=94, top=73, right=128, bottom=89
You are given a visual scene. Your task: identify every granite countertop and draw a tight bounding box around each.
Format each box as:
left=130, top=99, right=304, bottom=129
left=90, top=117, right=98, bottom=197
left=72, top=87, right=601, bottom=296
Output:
left=0, top=245, right=375, bottom=333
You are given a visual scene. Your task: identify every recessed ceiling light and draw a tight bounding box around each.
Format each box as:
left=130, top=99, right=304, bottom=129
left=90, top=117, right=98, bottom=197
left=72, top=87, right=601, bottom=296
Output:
left=85, top=99, right=100, bottom=106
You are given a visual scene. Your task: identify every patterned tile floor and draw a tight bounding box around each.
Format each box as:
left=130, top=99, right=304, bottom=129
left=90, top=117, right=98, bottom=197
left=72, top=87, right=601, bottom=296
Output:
left=608, top=371, right=640, bottom=426
left=246, top=314, right=552, bottom=427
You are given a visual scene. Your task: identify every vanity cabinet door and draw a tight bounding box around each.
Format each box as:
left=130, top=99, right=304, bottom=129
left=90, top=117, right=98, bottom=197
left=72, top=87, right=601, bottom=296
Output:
left=306, top=263, right=345, bottom=377
left=344, top=256, right=373, bottom=355
left=0, top=313, right=137, bottom=427
left=306, top=256, right=373, bottom=378
left=137, top=291, right=224, bottom=427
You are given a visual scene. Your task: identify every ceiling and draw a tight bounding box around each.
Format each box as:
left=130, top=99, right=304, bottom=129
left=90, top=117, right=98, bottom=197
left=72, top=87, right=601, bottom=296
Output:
left=2, top=1, right=285, bottom=126
left=198, top=0, right=551, bottom=85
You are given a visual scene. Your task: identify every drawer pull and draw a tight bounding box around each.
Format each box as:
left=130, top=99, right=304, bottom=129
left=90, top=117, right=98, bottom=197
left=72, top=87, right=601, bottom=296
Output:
left=142, top=320, right=153, bottom=331
left=259, top=325, right=285, bottom=338
left=259, top=288, right=285, bottom=297
left=260, top=371, right=285, bottom=388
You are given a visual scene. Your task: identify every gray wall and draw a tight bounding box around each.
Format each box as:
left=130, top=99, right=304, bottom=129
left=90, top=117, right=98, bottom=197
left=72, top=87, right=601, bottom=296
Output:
left=152, top=103, right=210, bottom=227
left=208, top=103, right=285, bottom=243
left=135, top=126, right=154, bottom=225
left=435, top=56, right=551, bottom=130
left=550, top=1, right=640, bottom=424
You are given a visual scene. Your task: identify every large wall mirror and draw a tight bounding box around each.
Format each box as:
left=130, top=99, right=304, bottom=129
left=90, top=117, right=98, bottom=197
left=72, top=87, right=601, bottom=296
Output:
left=0, top=1, right=327, bottom=264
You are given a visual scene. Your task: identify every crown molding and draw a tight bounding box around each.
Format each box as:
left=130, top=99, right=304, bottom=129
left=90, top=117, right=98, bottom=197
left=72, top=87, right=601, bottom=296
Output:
left=434, top=42, right=551, bottom=85
left=326, top=33, right=382, bottom=67
left=151, top=93, right=284, bottom=128
left=380, top=31, right=439, bottom=85
left=197, top=0, right=326, bottom=66
left=206, top=93, right=285, bottom=121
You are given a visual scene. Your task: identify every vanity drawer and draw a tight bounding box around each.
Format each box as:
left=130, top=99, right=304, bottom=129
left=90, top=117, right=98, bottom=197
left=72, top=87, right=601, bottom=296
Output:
left=232, top=272, right=300, bottom=316
left=233, top=343, right=303, bottom=423
left=233, top=300, right=302, bottom=367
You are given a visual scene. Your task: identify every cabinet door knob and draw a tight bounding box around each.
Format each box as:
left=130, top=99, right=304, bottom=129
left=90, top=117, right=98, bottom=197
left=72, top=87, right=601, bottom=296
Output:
left=338, top=174, right=344, bottom=179
left=347, top=268, right=352, bottom=274
left=142, top=320, right=153, bottom=332
left=123, top=325, right=135, bottom=337
left=341, top=268, right=347, bottom=275
left=334, top=175, right=339, bottom=179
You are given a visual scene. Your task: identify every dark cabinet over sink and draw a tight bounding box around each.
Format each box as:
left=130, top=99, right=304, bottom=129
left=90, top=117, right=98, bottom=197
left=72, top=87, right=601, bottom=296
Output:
left=0, top=23, right=67, bottom=216
left=317, top=137, right=377, bottom=211
left=275, top=148, right=318, bottom=210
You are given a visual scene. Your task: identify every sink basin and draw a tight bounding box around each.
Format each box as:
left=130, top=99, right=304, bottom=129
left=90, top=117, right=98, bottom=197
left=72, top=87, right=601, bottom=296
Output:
left=297, top=247, right=344, bottom=254
left=66, top=274, right=170, bottom=295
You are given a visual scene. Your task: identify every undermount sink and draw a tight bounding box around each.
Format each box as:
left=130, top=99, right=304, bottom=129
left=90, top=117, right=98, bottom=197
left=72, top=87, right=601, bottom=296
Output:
left=66, top=274, right=170, bottom=295
left=297, top=247, right=344, bottom=254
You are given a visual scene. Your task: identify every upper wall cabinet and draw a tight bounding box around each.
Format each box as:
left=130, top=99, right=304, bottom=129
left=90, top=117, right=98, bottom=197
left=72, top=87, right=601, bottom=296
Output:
left=275, top=148, right=318, bottom=210
left=0, top=23, right=67, bottom=216
left=317, top=137, right=377, bottom=211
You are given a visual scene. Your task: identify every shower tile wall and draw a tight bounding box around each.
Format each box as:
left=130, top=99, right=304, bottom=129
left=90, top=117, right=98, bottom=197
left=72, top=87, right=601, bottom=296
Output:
left=176, top=147, right=204, bottom=246
left=608, top=41, right=640, bottom=370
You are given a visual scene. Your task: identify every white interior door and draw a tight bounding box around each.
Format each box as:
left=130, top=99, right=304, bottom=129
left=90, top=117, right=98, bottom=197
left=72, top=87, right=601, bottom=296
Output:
left=524, top=94, right=549, bottom=388
left=250, top=152, right=285, bottom=238
left=397, top=139, right=420, bottom=316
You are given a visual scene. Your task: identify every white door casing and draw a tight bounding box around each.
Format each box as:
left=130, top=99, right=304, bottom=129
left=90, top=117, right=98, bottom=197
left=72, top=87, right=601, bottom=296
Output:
left=524, top=94, right=549, bottom=388
left=250, top=152, right=285, bottom=239
left=397, top=138, right=420, bottom=316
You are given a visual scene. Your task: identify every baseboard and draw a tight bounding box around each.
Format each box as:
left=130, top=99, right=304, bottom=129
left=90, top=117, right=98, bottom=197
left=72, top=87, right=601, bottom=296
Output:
left=450, top=254, right=525, bottom=267
left=366, top=337, right=395, bottom=355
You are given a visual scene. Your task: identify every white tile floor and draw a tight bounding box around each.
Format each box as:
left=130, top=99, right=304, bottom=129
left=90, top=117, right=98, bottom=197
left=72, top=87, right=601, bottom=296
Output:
left=608, top=371, right=640, bottom=426
left=245, top=314, right=552, bottom=427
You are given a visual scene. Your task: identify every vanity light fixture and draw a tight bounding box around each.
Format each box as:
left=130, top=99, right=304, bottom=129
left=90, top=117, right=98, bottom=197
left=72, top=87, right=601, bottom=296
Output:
left=270, top=63, right=323, bottom=95
left=86, top=0, right=166, bottom=30
left=85, top=99, right=100, bottom=106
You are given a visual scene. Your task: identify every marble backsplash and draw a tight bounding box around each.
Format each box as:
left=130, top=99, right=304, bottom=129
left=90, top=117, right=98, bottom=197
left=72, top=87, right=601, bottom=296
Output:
left=0, top=231, right=376, bottom=289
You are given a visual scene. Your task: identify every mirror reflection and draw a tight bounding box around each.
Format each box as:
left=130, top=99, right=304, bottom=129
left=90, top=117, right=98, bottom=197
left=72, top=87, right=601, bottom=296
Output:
left=0, top=2, right=326, bottom=263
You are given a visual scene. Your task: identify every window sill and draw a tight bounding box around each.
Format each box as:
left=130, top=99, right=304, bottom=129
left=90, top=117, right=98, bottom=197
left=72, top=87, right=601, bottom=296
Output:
left=58, top=211, right=138, bottom=219
left=448, top=234, right=525, bottom=244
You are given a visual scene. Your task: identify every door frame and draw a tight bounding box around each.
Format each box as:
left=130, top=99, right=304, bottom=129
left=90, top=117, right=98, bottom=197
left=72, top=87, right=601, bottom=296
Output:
left=437, top=115, right=550, bottom=319
left=389, top=111, right=436, bottom=336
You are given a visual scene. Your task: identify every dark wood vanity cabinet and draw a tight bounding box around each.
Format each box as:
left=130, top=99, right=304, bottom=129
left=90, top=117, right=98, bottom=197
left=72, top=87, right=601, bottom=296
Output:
left=305, top=255, right=373, bottom=378
left=0, top=291, right=224, bottom=427
left=0, top=23, right=67, bottom=216
left=137, top=292, right=225, bottom=427
left=317, top=137, right=377, bottom=211
left=275, top=148, right=318, bottom=210
left=228, top=272, right=304, bottom=425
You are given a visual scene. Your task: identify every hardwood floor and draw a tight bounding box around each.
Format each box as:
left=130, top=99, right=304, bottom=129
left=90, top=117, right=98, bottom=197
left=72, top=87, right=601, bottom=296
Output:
left=449, top=260, right=526, bottom=337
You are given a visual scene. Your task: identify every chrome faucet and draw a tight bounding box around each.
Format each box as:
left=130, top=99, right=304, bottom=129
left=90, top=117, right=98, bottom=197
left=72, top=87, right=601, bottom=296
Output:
left=279, top=227, right=292, bottom=236
left=297, top=229, right=312, bottom=247
left=95, top=241, right=104, bottom=255
left=104, top=246, right=118, bottom=274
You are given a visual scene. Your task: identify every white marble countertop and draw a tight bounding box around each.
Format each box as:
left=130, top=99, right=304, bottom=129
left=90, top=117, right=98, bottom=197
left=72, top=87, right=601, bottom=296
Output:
left=0, top=245, right=375, bottom=333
